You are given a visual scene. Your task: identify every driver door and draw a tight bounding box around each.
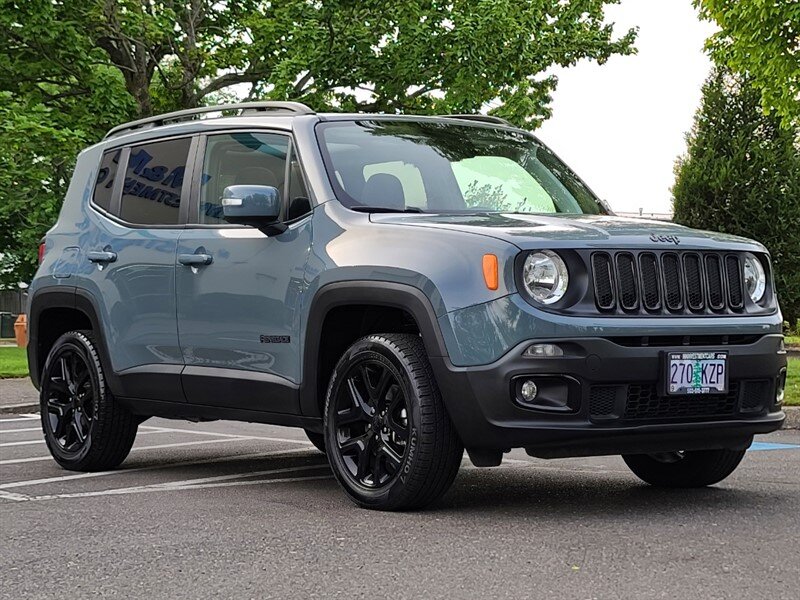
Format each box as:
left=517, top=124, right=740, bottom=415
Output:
left=175, top=131, right=313, bottom=413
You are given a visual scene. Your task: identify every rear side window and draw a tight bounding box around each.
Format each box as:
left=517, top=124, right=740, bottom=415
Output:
left=120, top=138, right=191, bottom=225
left=93, top=149, right=121, bottom=211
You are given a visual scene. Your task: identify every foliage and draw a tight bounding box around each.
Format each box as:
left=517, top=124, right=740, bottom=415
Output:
left=786, top=358, right=800, bottom=407
left=0, top=0, right=635, bottom=286
left=695, top=0, right=800, bottom=130
left=673, top=67, right=800, bottom=325
left=0, top=346, right=28, bottom=378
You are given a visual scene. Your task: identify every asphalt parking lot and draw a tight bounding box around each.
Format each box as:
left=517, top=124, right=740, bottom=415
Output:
left=1, top=414, right=798, bottom=599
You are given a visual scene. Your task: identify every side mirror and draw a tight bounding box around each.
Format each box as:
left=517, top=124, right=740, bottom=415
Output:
left=221, top=185, right=286, bottom=235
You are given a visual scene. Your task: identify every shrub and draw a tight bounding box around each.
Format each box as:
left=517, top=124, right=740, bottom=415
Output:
left=673, top=67, right=800, bottom=325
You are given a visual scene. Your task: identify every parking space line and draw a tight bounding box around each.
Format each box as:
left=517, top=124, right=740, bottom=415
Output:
left=19, top=473, right=334, bottom=502
left=0, top=440, right=43, bottom=447
left=139, top=425, right=313, bottom=445
left=0, top=436, right=266, bottom=466
left=0, top=490, right=31, bottom=502
left=749, top=442, right=800, bottom=451
left=0, top=427, right=42, bottom=433
left=0, top=446, right=320, bottom=490
left=152, top=463, right=329, bottom=488
left=0, top=416, right=39, bottom=423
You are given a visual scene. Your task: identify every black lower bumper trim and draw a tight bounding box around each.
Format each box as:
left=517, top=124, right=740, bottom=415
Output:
left=431, top=334, right=786, bottom=454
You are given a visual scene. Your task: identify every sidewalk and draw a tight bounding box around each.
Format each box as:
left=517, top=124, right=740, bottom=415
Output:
left=0, top=377, right=39, bottom=414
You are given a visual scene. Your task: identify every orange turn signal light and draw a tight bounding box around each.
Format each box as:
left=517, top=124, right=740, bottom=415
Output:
left=482, top=254, right=499, bottom=290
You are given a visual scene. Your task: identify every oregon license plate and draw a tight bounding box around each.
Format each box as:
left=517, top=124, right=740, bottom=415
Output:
left=666, top=351, right=728, bottom=395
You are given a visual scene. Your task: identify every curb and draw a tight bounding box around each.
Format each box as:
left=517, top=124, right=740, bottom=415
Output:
left=0, top=403, right=39, bottom=415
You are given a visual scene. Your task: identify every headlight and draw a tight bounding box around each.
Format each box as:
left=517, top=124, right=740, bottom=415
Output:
left=522, top=251, right=569, bottom=304
left=743, top=253, right=766, bottom=303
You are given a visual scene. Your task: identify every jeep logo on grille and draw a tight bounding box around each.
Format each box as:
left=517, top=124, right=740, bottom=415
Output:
left=650, top=233, right=680, bottom=245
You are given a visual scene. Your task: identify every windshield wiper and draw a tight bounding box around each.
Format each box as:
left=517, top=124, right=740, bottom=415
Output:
left=350, top=205, right=424, bottom=214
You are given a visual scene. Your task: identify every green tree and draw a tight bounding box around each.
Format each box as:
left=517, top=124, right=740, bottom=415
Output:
left=673, top=67, right=800, bottom=325
left=0, top=0, right=636, bottom=285
left=695, top=0, right=800, bottom=129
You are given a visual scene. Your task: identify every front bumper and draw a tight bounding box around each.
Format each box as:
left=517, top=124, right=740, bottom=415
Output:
left=430, top=334, right=786, bottom=458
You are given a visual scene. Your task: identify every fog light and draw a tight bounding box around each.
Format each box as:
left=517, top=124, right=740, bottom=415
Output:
left=523, top=343, right=564, bottom=358
left=520, top=379, right=538, bottom=402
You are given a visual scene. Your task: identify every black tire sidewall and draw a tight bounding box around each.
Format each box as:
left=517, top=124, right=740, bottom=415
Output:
left=324, top=337, right=424, bottom=509
left=40, top=332, right=104, bottom=467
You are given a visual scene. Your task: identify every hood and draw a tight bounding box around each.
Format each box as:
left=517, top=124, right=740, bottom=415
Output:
left=368, top=212, right=765, bottom=252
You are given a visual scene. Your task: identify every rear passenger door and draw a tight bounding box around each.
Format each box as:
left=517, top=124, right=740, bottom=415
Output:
left=175, top=131, right=313, bottom=414
left=82, top=136, right=194, bottom=402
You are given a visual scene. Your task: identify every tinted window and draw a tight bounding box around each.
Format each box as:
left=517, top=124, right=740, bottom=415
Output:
left=316, top=120, right=607, bottom=215
left=120, top=138, right=190, bottom=225
left=93, top=149, right=121, bottom=211
left=199, top=133, right=289, bottom=224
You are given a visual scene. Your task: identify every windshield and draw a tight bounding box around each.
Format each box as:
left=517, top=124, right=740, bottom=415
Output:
left=316, top=120, right=607, bottom=215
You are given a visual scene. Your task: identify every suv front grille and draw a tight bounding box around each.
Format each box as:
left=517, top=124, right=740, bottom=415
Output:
left=591, top=250, right=747, bottom=316
left=588, top=380, right=771, bottom=423
left=624, top=383, right=739, bottom=420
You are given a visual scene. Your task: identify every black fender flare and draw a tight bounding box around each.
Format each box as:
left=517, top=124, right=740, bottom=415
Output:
left=298, top=281, right=450, bottom=418
left=27, top=286, right=119, bottom=395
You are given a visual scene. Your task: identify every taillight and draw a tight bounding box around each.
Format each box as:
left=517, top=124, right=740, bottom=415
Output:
left=38, top=242, right=46, bottom=264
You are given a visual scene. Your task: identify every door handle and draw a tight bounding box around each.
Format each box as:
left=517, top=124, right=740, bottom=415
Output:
left=87, top=250, right=117, bottom=264
left=178, top=253, right=213, bottom=266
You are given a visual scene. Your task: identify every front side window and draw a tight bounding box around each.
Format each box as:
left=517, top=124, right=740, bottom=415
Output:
left=199, top=132, right=289, bottom=224
left=120, top=138, right=190, bottom=225
left=316, top=120, right=607, bottom=215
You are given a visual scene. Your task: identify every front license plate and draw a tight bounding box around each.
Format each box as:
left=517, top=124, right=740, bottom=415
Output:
left=666, top=351, right=728, bottom=395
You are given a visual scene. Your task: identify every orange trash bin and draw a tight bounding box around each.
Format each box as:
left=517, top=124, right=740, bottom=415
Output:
left=14, top=314, right=27, bottom=348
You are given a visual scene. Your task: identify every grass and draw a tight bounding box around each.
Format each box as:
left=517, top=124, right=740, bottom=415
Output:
left=0, top=346, right=28, bottom=378
left=786, top=335, right=800, bottom=348
left=785, top=357, right=800, bottom=407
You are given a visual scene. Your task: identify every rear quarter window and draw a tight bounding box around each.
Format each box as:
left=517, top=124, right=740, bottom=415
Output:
left=92, top=149, right=122, bottom=211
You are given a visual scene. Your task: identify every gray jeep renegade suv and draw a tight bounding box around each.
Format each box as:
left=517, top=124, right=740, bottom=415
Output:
left=28, top=101, right=787, bottom=510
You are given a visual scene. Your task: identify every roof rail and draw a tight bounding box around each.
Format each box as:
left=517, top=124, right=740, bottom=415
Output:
left=104, top=101, right=315, bottom=139
left=443, top=114, right=513, bottom=127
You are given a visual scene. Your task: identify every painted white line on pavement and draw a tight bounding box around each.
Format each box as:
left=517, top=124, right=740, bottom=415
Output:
left=0, top=416, right=39, bottom=423
left=0, top=489, right=31, bottom=502
left=0, top=440, right=43, bottom=447
left=0, top=426, right=42, bottom=433
left=0, top=436, right=261, bottom=466
left=26, top=474, right=334, bottom=502
left=0, top=429, right=168, bottom=447
left=0, top=446, right=320, bottom=490
left=139, top=425, right=313, bottom=446
left=154, top=463, right=328, bottom=488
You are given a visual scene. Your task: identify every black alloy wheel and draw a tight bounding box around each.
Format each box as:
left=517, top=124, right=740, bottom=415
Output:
left=332, top=358, right=410, bottom=487
left=40, top=331, right=138, bottom=471
left=324, top=334, right=463, bottom=510
left=44, top=345, right=95, bottom=453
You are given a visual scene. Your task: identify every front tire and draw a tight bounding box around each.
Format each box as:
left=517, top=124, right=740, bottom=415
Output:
left=324, top=334, right=463, bottom=510
left=40, top=331, right=138, bottom=471
left=622, top=448, right=747, bottom=488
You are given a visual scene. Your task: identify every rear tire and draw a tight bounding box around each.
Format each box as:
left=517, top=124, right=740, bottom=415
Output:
left=622, top=448, right=747, bottom=487
left=324, top=333, right=463, bottom=510
left=40, top=330, right=138, bottom=471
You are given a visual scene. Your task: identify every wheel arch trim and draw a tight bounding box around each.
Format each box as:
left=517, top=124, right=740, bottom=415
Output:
left=27, top=286, right=118, bottom=395
left=299, top=281, right=450, bottom=418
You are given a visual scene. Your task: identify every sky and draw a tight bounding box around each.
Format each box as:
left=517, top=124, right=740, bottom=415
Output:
left=535, top=0, right=718, bottom=216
